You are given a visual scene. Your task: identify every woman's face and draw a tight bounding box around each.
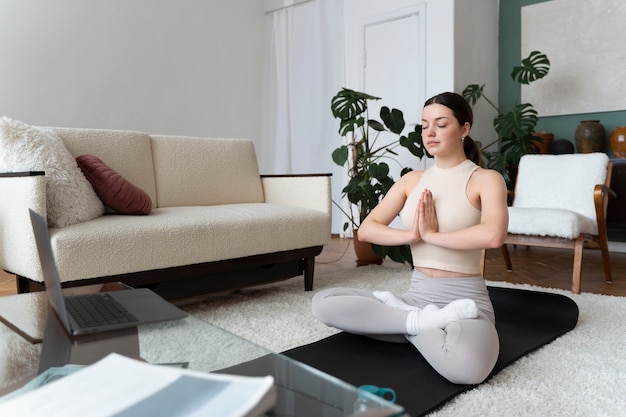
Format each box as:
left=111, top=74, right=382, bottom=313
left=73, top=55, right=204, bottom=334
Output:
left=421, top=103, right=470, bottom=157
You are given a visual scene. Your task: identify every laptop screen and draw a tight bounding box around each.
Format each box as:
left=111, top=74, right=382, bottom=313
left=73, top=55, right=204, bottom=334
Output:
left=28, top=209, right=73, bottom=332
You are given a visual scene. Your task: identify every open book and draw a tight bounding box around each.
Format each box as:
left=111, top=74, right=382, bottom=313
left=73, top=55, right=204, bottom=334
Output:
left=0, top=353, right=276, bottom=417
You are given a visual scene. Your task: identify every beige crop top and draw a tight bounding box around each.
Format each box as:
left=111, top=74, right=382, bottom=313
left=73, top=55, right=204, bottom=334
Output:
left=400, top=159, right=482, bottom=274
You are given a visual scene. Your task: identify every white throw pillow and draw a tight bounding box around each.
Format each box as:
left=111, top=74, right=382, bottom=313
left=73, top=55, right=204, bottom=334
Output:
left=0, top=117, right=104, bottom=227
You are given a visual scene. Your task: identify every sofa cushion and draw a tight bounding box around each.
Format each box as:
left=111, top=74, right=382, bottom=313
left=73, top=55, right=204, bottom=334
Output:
left=76, top=154, right=152, bottom=215
left=54, top=128, right=158, bottom=205
left=150, top=136, right=264, bottom=208
left=0, top=117, right=104, bottom=227
left=48, top=204, right=330, bottom=282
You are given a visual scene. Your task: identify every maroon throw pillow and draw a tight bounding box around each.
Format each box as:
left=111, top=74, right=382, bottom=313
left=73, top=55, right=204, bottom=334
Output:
left=76, top=154, right=152, bottom=215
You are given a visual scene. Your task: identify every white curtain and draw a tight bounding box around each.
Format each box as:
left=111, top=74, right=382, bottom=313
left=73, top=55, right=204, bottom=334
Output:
left=259, top=0, right=346, bottom=233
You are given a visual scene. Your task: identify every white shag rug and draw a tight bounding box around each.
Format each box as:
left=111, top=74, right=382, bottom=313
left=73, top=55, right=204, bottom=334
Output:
left=183, top=265, right=626, bottom=417
left=2, top=264, right=626, bottom=416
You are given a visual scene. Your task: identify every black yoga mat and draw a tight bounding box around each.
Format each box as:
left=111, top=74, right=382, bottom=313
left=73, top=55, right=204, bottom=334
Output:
left=282, top=286, right=579, bottom=417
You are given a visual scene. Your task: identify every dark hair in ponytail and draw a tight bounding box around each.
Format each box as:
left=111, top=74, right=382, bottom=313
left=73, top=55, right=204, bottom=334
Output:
left=424, top=92, right=483, bottom=167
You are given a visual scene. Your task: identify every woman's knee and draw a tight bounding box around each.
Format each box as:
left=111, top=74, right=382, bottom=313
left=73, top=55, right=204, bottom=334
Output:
left=311, top=290, right=332, bottom=323
left=443, top=327, right=499, bottom=384
left=311, top=287, right=361, bottom=321
left=411, top=320, right=499, bottom=384
left=444, top=348, right=498, bottom=384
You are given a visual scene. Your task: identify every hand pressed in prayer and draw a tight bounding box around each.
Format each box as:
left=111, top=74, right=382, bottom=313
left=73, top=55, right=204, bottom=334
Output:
left=418, top=189, right=439, bottom=240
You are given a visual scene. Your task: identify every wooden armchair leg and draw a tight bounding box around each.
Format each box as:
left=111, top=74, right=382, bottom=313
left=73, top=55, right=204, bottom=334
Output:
left=571, top=238, right=584, bottom=294
left=501, top=245, right=513, bottom=272
left=598, top=238, right=612, bottom=284
left=601, top=248, right=612, bottom=284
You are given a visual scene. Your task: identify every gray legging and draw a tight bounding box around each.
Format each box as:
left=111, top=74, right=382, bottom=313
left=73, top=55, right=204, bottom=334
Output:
left=311, top=270, right=499, bottom=384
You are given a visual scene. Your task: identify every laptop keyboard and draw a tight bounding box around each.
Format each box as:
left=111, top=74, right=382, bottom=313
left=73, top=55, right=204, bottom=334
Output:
left=65, top=293, right=139, bottom=329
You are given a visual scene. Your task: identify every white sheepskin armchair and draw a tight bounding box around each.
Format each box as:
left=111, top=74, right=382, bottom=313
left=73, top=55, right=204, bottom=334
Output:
left=502, top=152, right=613, bottom=294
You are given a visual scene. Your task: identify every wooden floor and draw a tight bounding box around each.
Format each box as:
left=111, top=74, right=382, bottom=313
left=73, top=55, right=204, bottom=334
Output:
left=1, top=236, right=625, bottom=297
left=315, top=237, right=626, bottom=296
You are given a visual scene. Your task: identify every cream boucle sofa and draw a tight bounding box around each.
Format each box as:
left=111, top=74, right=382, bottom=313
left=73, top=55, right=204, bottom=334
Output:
left=0, top=127, right=331, bottom=300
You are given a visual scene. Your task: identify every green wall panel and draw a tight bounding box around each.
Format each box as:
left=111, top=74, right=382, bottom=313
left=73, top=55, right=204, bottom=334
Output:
left=499, top=0, right=626, bottom=155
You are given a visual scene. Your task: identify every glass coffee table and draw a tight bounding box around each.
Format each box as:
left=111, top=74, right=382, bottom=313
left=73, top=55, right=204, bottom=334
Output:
left=0, top=285, right=406, bottom=417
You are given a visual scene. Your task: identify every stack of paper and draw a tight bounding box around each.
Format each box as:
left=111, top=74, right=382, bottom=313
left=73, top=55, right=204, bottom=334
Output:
left=0, top=354, right=276, bottom=417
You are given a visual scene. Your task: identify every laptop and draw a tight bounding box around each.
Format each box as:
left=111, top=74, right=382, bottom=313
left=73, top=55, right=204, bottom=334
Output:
left=29, top=209, right=188, bottom=335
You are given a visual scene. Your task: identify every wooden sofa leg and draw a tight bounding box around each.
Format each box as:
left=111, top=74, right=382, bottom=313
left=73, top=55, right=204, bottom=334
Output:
left=303, top=256, right=315, bottom=291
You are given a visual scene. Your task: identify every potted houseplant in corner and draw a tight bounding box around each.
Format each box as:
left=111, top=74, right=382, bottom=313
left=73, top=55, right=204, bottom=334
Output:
left=462, top=50, right=551, bottom=185
left=330, top=87, right=429, bottom=266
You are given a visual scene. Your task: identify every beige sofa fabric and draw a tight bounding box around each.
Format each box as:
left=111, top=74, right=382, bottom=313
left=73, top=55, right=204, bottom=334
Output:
left=0, top=176, right=47, bottom=280
left=151, top=135, right=264, bottom=208
left=262, top=175, right=332, bottom=215
left=54, top=128, right=158, bottom=204
left=50, top=204, right=330, bottom=282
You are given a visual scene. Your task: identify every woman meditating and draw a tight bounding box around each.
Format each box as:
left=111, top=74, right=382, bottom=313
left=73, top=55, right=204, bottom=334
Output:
left=312, top=92, right=509, bottom=384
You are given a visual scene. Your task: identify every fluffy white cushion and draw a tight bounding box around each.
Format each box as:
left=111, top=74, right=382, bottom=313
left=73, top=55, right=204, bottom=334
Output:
left=508, top=207, right=598, bottom=239
left=0, top=117, right=104, bottom=227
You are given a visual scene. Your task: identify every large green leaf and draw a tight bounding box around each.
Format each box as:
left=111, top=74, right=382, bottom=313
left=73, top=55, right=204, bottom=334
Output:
left=510, top=51, right=550, bottom=85
left=461, top=84, right=485, bottom=106
left=368, top=162, right=390, bottom=180
left=494, top=103, right=538, bottom=139
left=399, top=125, right=428, bottom=159
left=331, top=145, right=348, bottom=166
left=380, top=107, right=405, bottom=134
left=331, top=88, right=381, bottom=136
left=330, top=88, right=380, bottom=119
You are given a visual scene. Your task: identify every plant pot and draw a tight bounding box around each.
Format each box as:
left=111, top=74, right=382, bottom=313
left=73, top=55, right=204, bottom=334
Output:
left=575, top=120, right=605, bottom=153
left=353, top=230, right=383, bottom=267
left=609, top=126, right=626, bottom=158
left=532, top=131, right=554, bottom=154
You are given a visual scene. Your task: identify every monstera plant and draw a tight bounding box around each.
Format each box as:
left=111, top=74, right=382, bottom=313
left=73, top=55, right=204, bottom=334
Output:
left=330, top=87, right=429, bottom=265
left=462, top=50, right=551, bottom=184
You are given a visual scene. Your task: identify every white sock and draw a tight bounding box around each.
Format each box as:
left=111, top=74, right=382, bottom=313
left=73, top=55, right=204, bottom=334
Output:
left=405, top=299, right=478, bottom=335
left=373, top=290, right=418, bottom=311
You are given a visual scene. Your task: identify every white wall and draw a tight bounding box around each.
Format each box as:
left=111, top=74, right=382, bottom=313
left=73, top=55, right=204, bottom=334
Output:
left=0, top=0, right=265, bottom=139
left=342, top=0, right=498, bottom=149
left=0, top=0, right=499, bottom=236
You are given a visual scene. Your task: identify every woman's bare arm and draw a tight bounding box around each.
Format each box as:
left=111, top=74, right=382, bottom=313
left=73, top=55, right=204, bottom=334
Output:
left=357, top=171, right=422, bottom=246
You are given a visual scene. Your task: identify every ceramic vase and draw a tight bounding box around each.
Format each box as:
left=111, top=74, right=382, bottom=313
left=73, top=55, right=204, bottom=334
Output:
left=609, top=126, right=626, bottom=158
left=575, top=120, right=605, bottom=153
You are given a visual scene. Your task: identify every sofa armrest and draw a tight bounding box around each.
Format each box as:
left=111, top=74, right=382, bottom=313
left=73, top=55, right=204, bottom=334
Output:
left=261, top=174, right=332, bottom=215
left=0, top=172, right=48, bottom=280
